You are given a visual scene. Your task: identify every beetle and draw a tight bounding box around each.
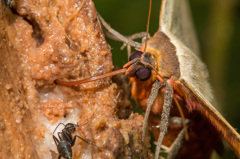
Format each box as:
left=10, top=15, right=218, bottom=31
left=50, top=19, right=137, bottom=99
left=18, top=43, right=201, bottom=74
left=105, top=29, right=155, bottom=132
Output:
left=55, top=0, right=240, bottom=158
left=53, top=123, right=98, bottom=159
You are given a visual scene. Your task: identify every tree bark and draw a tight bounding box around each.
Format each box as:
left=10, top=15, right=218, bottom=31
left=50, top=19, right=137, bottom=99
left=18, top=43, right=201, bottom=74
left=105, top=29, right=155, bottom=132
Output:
left=0, top=0, right=151, bottom=158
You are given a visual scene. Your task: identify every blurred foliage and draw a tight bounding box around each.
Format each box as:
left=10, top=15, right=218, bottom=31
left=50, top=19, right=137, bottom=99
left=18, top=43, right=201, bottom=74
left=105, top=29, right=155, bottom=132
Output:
left=94, top=0, right=240, bottom=158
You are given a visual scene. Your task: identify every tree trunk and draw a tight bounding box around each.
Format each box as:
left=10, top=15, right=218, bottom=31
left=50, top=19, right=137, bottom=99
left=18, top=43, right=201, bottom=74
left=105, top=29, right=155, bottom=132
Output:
left=0, top=0, right=151, bottom=158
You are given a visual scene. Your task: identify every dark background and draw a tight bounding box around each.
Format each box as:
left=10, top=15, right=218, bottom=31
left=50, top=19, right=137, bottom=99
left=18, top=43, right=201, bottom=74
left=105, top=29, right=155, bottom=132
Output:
left=94, top=0, right=240, bottom=158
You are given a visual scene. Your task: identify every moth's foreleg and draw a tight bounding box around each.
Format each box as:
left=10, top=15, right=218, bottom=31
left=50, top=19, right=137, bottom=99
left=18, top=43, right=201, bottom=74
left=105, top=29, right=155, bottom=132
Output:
left=142, top=80, right=164, bottom=141
left=97, top=13, right=142, bottom=51
left=166, top=117, right=190, bottom=159
left=155, top=79, right=173, bottom=159
left=120, top=32, right=150, bottom=57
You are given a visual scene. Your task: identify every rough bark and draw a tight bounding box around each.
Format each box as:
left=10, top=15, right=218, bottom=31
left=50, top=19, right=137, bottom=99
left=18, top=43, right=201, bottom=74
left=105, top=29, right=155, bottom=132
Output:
left=0, top=0, right=151, bottom=158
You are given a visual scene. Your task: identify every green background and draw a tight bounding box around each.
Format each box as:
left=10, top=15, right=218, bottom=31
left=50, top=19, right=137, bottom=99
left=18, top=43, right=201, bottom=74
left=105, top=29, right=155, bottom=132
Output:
left=94, top=0, right=240, bottom=158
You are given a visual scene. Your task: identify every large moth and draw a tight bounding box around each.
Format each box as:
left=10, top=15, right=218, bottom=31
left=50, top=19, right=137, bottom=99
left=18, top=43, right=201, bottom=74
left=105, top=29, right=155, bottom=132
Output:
left=56, top=0, right=240, bottom=158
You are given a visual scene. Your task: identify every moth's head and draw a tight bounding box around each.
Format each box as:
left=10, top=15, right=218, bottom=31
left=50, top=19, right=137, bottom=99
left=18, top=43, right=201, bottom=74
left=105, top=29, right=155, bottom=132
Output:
left=124, top=50, right=157, bottom=81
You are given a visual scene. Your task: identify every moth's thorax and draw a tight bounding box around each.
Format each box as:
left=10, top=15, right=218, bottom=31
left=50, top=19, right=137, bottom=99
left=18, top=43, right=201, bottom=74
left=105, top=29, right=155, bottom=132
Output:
left=142, top=31, right=180, bottom=80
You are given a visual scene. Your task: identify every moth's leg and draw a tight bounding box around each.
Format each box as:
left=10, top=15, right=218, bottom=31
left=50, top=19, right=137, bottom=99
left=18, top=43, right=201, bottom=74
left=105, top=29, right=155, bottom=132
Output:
left=142, top=80, right=164, bottom=141
left=166, top=117, right=190, bottom=159
left=154, top=129, right=185, bottom=159
left=155, top=79, right=173, bottom=159
left=97, top=13, right=142, bottom=50
left=153, top=117, right=190, bottom=158
left=120, top=32, right=151, bottom=57
left=154, top=117, right=189, bottom=129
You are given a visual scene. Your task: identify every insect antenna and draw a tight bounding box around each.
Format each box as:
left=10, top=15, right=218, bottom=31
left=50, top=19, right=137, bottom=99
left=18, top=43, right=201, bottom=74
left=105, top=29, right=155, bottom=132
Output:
left=143, top=0, right=152, bottom=55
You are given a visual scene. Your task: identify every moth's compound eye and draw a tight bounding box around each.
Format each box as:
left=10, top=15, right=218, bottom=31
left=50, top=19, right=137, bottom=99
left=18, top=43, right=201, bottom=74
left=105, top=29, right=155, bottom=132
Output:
left=136, top=68, right=151, bottom=81
left=129, top=51, right=143, bottom=61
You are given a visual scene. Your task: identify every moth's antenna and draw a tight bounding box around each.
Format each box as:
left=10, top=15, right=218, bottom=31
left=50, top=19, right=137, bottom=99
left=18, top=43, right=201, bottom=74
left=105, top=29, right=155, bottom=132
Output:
left=143, top=0, right=152, bottom=54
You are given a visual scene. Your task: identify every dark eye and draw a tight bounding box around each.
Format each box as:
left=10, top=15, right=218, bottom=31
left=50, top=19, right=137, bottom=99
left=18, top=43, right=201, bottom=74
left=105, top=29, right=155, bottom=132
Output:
left=135, top=68, right=151, bottom=81
left=129, top=51, right=143, bottom=61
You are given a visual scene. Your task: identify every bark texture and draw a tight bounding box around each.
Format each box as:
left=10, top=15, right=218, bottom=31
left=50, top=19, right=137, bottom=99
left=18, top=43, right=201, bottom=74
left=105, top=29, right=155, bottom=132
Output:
left=0, top=0, right=151, bottom=158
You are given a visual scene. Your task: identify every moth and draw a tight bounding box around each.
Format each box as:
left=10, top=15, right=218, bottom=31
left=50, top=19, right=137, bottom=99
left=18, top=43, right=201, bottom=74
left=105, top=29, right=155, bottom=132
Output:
left=56, top=0, right=240, bottom=158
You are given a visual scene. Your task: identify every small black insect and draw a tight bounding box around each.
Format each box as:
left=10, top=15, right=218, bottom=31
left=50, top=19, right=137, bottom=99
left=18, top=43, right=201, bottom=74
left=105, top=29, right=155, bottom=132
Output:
left=53, top=123, right=98, bottom=159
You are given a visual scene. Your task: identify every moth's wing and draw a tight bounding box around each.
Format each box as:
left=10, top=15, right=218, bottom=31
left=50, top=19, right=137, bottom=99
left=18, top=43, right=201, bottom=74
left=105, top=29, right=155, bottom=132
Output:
left=159, top=0, right=240, bottom=157
left=159, top=0, right=200, bottom=56
left=168, top=31, right=240, bottom=156
left=182, top=80, right=240, bottom=158
left=159, top=0, right=211, bottom=104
